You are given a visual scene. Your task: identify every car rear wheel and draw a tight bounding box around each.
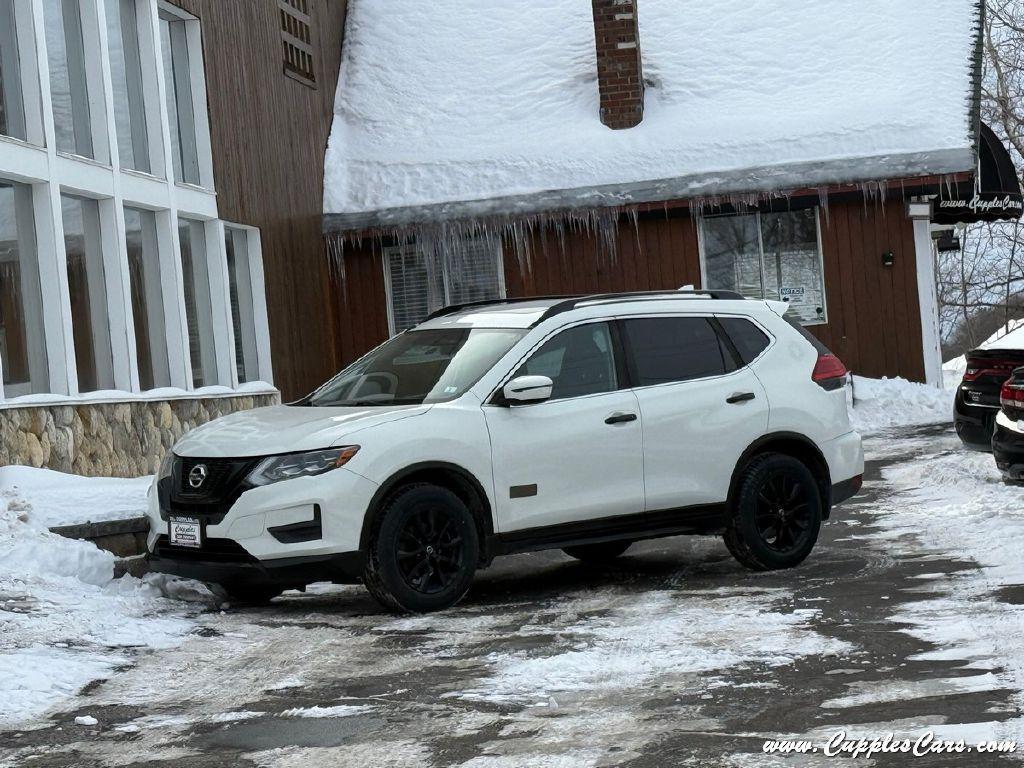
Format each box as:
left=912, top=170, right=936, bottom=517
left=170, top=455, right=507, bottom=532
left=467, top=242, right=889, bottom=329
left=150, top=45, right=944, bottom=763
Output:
left=724, top=453, right=823, bottom=571
left=563, top=541, right=633, bottom=563
left=363, top=483, right=479, bottom=613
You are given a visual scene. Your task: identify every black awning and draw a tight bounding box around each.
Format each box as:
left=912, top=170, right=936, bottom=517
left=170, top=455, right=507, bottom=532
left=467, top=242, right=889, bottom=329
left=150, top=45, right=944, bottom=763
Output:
left=933, top=123, right=1023, bottom=225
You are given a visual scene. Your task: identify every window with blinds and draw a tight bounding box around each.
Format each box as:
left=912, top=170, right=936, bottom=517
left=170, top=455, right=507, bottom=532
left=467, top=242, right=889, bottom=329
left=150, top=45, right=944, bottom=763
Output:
left=279, top=0, right=315, bottom=86
left=383, top=239, right=505, bottom=335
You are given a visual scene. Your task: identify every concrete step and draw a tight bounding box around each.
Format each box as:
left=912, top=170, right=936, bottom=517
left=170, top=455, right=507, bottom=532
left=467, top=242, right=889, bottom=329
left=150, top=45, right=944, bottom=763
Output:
left=50, top=517, right=151, bottom=578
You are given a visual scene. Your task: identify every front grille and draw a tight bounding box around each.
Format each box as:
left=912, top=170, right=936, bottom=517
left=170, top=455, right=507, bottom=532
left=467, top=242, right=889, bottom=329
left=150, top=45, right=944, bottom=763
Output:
left=153, top=534, right=257, bottom=564
left=158, top=456, right=260, bottom=524
left=177, top=457, right=257, bottom=499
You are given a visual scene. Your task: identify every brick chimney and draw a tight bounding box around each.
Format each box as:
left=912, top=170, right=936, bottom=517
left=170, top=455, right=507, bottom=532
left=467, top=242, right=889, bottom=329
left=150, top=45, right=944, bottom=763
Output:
left=592, top=0, right=644, bottom=130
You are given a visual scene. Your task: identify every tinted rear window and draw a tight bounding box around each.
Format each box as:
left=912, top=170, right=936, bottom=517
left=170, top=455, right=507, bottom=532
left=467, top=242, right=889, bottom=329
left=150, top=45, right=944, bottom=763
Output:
left=623, top=317, right=734, bottom=386
left=718, top=317, right=771, bottom=365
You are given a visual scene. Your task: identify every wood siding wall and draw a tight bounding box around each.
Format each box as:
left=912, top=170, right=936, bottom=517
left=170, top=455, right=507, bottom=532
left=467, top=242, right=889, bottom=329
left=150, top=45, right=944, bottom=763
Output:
left=168, top=0, right=347, bottom=401
left=338, top=198, right=928, bottom=383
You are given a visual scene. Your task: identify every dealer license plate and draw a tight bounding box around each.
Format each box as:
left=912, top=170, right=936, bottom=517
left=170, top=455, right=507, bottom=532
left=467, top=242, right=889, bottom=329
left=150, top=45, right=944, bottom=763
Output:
left=169, top=517, right=202, bottom=549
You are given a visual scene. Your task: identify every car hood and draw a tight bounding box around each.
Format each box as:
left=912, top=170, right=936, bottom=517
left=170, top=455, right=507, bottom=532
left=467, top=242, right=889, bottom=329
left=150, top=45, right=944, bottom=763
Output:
left=173, top=404, right=432, bottom=458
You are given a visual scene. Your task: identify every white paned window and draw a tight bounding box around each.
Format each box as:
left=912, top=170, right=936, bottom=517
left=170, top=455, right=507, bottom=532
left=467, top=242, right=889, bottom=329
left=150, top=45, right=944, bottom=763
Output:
left=0, top=0, right=272, bottom=401
left=105, top=0, right=150, bottom=173
left=701, top=208, right=827, bottom=326
left=0, top=0, right=27, bottom=141
left=44, top=0, right=103, bottom=160
left=384, top=238, right=505, bottom=335
left=225, top=226, right=259, bottom=384
left=178, top=216, right=216, bottom=387
left=125, top=206, right=168, bottom=389
left=0, top=180, right=48, bottom=396
left=61, top=193, right=114, bottom=392
left=159, top=8, right=199, bottom=185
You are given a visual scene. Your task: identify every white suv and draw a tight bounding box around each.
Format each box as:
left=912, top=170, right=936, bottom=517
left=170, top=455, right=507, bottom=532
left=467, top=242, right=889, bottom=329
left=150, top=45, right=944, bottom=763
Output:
left=147, top=291, right=864, bottom=613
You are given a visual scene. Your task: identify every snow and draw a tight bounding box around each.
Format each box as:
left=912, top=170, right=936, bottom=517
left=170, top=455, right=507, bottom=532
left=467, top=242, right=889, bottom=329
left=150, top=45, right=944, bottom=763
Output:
left=857, top=433, right=1024, bottom=744
left=278, top=705, right=374, bottom=719
left=456, top=588, right=851, bottom=705
left=848, top=376, right=954, bottom=434
left=325, top=0, right=980, bottom=223
left=0, top=484, right=201, bottom=728
left=0, top=381, right=277, bottom=410
left=0, top=466, right=151, bottom=528
left=74, top=715, right=98, bottom=726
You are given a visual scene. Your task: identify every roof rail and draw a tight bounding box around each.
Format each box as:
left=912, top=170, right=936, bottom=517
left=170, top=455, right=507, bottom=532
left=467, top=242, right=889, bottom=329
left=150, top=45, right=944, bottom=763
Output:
left=532, top=289, right=746, bottom=326
left=423, top=289, right=747, bottom=325
left=424, top=295, right=579, bottom=322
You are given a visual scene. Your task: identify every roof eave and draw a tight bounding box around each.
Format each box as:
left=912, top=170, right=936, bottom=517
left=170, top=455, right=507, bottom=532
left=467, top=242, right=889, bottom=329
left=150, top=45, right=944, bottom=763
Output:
left=323, top=148, right=977, bottom=235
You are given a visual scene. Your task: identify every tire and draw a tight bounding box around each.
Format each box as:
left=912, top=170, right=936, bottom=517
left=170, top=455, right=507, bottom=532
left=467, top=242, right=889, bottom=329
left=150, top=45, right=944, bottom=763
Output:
left=563, top=540, right=633, bottom=563
left=223, top=586, right=283, bottom=605
left=723, top=453, right=823, bottom=572
left=363, top=483, right=479, bottom=613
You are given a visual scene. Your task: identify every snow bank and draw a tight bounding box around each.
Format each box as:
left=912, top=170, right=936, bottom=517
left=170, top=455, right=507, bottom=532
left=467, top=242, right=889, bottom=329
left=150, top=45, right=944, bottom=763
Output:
left=325, top=0, right=979, bottom=219
left=0, top=486, right=199, bottom=727
left=848, top=376, right=953, bottom=434
left=0, top=466, right=151, bottom=528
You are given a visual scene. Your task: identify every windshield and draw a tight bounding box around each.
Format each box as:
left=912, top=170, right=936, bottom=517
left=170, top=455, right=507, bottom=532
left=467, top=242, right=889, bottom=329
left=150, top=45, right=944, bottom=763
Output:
left=306, top=328, right=526, bottom=407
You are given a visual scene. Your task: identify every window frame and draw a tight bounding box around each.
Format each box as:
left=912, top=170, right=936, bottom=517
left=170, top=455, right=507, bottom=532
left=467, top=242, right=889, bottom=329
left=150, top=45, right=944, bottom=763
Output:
left=618, top=314, right=741, bottom=390
left=713, top=313, right=777, bottom=367
left=697, top=207, right=829, bottom=327
left=382, top=239, right=507, bottom=337
left=222, top=221, right=272, bottom=387
left=156, top=1, right=213, bottom=190
left=489, top=318, right=630, bottom=406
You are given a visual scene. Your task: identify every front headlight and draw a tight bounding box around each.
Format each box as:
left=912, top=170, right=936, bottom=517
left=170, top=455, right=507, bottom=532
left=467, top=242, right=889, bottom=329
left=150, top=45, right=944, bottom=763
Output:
left=246, top=446, right=360, bottom=487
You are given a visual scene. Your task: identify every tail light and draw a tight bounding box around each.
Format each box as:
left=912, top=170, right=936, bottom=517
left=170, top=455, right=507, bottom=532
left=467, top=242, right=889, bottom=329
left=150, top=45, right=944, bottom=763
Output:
left=1001, top=380, right=1024, bottom=410
left=963, top=355, right=1021, bottom=382
left=813, top=354, right=849, bottom=391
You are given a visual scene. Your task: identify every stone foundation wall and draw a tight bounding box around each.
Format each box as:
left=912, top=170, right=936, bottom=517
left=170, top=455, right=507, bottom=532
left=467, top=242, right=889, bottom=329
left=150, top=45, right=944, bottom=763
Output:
left=0, top=393, right=280, bottom=478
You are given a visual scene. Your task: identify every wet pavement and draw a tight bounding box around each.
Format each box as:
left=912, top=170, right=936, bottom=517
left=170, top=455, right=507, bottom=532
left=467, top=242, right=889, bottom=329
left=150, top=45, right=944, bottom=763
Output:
left=2, top=425, right=1022, bottom=767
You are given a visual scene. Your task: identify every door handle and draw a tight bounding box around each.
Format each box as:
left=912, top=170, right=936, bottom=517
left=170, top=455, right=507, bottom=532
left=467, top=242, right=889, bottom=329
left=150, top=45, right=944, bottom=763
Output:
left=605, top=412, right=638, bottom=425
left=726, top=392, right=756, bottom=404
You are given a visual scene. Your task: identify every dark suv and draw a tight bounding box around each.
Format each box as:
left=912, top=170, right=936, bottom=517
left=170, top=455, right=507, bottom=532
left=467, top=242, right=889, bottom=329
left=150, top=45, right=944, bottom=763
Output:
left=954, top=348, right=1024, bottom=450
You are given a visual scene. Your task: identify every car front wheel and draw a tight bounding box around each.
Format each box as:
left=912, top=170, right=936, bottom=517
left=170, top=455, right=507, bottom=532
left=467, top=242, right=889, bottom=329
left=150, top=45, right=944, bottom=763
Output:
left=363, top=483, right=479, bottom=613
left=724, top=453, right=823, bottom=571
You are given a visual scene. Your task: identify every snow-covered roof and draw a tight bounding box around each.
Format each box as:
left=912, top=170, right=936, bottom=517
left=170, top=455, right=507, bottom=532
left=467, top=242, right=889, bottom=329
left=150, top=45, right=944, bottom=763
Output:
left=324, top=0, right=984, bottom=231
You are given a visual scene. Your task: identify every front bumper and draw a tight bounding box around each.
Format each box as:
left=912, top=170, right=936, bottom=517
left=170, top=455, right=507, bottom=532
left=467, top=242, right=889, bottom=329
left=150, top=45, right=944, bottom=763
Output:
left=147, top=541, right=365, bottom=590
left=146, top=463, right=379, bottom=582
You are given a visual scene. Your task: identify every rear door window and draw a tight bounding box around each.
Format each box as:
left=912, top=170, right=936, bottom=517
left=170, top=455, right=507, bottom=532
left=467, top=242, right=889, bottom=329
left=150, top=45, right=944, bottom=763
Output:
left=622, top=317, right=734, bottom=386
left=718, top=317, right=771, bottom=365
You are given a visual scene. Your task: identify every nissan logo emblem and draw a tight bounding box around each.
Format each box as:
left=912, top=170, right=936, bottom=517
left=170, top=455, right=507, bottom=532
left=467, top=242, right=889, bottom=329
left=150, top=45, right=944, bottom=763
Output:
left=188, top=464, right=209, bottom=489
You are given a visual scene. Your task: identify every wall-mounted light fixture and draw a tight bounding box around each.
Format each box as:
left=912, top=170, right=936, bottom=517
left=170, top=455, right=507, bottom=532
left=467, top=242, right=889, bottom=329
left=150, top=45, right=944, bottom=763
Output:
left=882, top=251, right=895, bottom=267
left=906, top=200, right=933, bottom=220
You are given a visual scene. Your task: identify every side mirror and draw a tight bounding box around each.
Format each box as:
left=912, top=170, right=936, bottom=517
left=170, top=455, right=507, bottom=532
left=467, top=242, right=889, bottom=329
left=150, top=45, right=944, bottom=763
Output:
left=502, top=375, right=553, bottom=405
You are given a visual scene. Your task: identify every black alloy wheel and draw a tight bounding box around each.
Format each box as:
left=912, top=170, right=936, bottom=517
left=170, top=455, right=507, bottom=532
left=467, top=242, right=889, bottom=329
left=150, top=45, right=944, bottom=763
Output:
left=753, top=471, right=813, bottom=553
left=363, top=483, right=479, bottom=613
left=724, top=453, right=823, bottom=571
left=396, top=505, right=466, bottom=594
